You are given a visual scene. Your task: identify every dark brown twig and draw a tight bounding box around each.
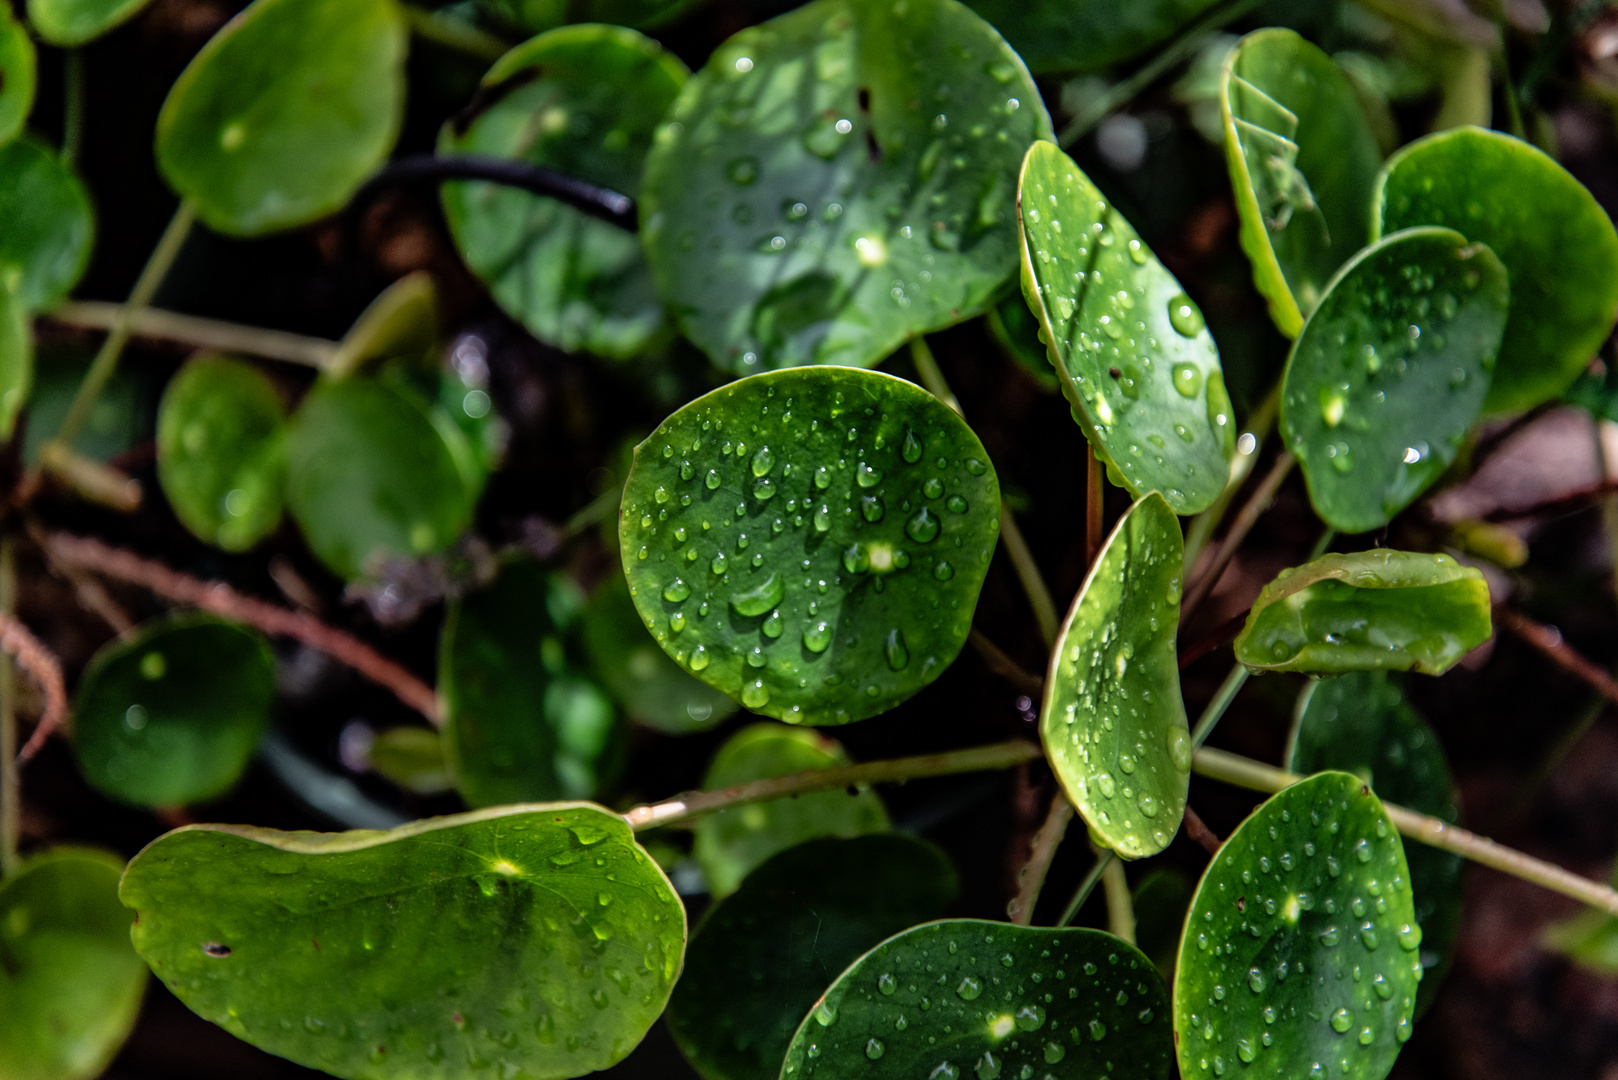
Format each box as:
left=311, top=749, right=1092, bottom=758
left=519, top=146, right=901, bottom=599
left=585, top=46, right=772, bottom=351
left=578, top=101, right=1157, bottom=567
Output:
left=3, top=613, right=70, bottom=764
left=1495, top=606, right=1618, bottom=709
left=1482, top=478, right=1618, bottom=523
left=1183, top=805, right=1222, bottom=856
left=1177, top=610, right=1249, bottom=670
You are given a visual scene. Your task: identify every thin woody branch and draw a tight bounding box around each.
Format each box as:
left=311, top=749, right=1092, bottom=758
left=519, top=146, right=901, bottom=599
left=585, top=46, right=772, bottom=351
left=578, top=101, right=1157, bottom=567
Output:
left=1495, top=605, right=1618, bottom=709
left=2, top=612, right=69, bottom=765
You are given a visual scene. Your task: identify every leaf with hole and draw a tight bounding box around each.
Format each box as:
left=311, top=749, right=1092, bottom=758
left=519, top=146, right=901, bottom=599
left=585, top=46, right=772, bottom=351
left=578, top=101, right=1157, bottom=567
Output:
left=120, top=804, right=685, bottom=1080
left=0, top=279, right=30, bottom=440
left=72, top=616, right=275, bottom=808
left=27, top=0, right=156, bottom=44
left=619, top=366, right=1000, bottom=724
left=1018, top=142, right=1233, bottom=514
left=368, top=726, right=454, bottom=795
left=1234, top=551, right=1491, bottom=676
left=1374, top=126, right=1618, bottom=414
left=1220, top=28, right=1383, bottom=337
left=441, top=26, right=685, bottom=360
left=1280, top=227, right=1508, bottom=533
left=0, top=136, right=95, bottom=311
left=154, top=0, right=407, bottom=236
left=668, top=834, right=957, bottom=1080
left=1172, top=771, right=1423, bottom=1080
left=0, top=8, right=34, bottom=149
left=639, top=0, right=1052, bottom=373
left=964, top=0, right=1222, bottom=75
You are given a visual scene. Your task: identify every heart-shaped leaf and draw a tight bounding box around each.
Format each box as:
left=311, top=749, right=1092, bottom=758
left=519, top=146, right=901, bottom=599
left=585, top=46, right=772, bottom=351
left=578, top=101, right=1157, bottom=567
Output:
left=0, top=848, right=147, bottom=1080
left=121, top=804, right=686, bottom=1080
left=1018, top=141, right=1234, bottom=514
left=669, top=834, right=957, bottom=1080
left=27, top=0, right=155, bottom=44
left=0, top=280, right=29, bottom=439
left=1289, top=672, right=1462, bottom=1016
left=1041, top=492, right=1190, bottom=859
left=0, top=136, right=94, bottom=311
left=1234, top=551, right=1491, bottom=676
left=1280, top=227, right=1508, bottom=533
left=0, top=9, right=34, bottom=149
left=964, top=0, right=1222, bottom=75
left=156, top=356, right=288, bottom=552
left=1374, top=126, right=1618, bottom=414
left=1173, top=771, right=1423, bottom=1080
left=155, top=0, right=407, bottom=236
left=72, top=616, right=275, bottom=808
left=440, top=26, right=685, bottom=360
left=692, top=722, right=890, bottom=898
left=780, top=919, right=1174, bottom=1080
left=1220, top=28, right=1383, bottom=337
left=639, top=0, right=1052, bottom=373
left=619, top=367, right=1000, bottom=724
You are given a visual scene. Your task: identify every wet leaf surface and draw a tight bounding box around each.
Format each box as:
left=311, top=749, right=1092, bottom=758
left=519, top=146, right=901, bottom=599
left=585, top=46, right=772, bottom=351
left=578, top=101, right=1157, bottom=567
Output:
left=0, top=136, right=94, bottom=311
left=964, top=0, right=1222, bottom=75
left=27, top=0, right=155, bottom=44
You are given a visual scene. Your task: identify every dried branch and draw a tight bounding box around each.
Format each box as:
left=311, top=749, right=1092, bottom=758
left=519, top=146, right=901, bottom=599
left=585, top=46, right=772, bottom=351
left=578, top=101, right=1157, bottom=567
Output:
left=1495, top=606, right=1618, bottom=709
left=1008, top=792, right=1075, bottom=925
left=3, top=612, right=70, bottom=765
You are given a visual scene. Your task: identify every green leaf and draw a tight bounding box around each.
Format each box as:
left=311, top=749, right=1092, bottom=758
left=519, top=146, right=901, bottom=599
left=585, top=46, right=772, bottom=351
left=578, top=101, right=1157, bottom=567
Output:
left=154, top=0, right=407, bottom=236
left=985, top=292, right=1059, bottom=393
left=1234, top=551, right=1491, bottom=676
left=0, top=278, right=30, bottom=440
left=0, top=136, right=95, bottom=311
left=964, top=0, right=1221, bottom=75
left=780, top=919, right=1174, bottom=1080
left=326, top=271, right=440, bottom=381
left=639, top=0, right=1052, bottom=373
left=156, top=356, right=288, bottom=552
left=72, top=615, right=275, bottom=807
left=27, top=0, right=155, bottom=45
left=1279, top=227, right=1508, bottom=533
left=0, top=8, right=34, bottom=149
left=1542, top=858, right=1618, bottom=976
left=1374, top=126, right=1618, bottom=414
left=1017, top=142, right=1234, bottom=514
left=475, top=0, right=698, bottom=32
left=1041, top=492, right=1189, bottom=858
left=0, top=847, right=147, bottom=1080
left=581, top=565, right=739, bottom=734
left=1289, top=672, right=1462, bottom=1016
left=440, top=26, right=685, bottom=360
left=620, top=366, right=1000, bottom=724
left=369, top=726, right=455, bottom=795
left=442, top=559, right=623, bottom=807
left=1172, top=772, right=1423, bottom=1080
left=1220, top=28, right=1383, bottom=337
left=692, top=722, right=890, bottom=898
left=668, top=834, right=958, bottom=1080
left=120, top=804, right=686, bottom=1080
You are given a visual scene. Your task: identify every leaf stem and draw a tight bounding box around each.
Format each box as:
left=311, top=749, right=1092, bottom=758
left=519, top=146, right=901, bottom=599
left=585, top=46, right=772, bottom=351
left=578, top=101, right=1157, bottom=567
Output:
left=1495, top=606, right=1618, bottom=711
left=1009, top=793, right=1075, bottom=924
left=1189, top=662, right=1250, bottom=749
left=909, top=337, right=960, bottom=412
left=403, top=5, right=510, bottom=62
left=0, top=539, right=16, bottom=877
left=1085, top=444, right=1104, bottom=569
left=62, top=48, right=84, bottom=167
left=1180, top=450, right=1294, bottom=621
left=1100, top=845, right=1136, bottom=944
left=1058, top=848, right=1113, bottom=927
left=47, top=301, right=340, bottom=368
left=1184, top=381, right=1279, bottom=570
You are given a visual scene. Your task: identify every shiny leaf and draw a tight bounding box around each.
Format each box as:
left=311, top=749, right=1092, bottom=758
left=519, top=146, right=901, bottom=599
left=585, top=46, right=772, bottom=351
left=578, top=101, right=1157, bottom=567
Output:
left=0, top=8, right=34, bottom=148
left=965, top=0, right=1222, bottom=75
left=28, top=0, right=155, bottom=44
left=0, top=136, right=94, bottom=310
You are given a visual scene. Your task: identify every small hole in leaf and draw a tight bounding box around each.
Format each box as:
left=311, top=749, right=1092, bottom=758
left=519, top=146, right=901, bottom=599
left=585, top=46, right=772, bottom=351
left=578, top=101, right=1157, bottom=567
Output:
left=1109, top=367, right=1122, bottom=379
left=202, top=942, right=232, bottom=957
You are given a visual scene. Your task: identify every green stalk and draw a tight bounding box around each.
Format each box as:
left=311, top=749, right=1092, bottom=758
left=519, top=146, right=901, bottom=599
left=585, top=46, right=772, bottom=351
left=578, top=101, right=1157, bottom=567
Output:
left=62, top=49, right=85, bottom=167
left=1100, top=848, right=1136, bottom=944
left=0, top=539, right=17, bottom=878
left=403, top=5, right=509, bottom=62
left=1058, top=848, right=1114, bottom=927
left=1189, top=662, right=1249, bottom=749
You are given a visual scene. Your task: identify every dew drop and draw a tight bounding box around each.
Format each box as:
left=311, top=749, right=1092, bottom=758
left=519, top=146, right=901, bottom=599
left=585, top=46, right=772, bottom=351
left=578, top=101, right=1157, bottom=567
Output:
left=866, top=1039, right=885, bottom=1060
left=663, top=579, right=691, bottom=602
left=1330, top=1009, right=1352, bottom=1034
left=885, top=629, right=910, bottom=671
left=956, top=976, right=982, bottom=1000
left=1168, top=294, right=1204, bottom=337
left=907, top=507, right=941, bottom=543
left=903, top=431, right=924, bottom=463
left=742, top=680, right=770, bottom=708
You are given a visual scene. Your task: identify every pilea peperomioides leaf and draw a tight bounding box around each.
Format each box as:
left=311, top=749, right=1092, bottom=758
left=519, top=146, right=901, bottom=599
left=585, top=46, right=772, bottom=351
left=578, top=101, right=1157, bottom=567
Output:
left=28, top=0, right=156, bottom=45
left=639, top=0, right=1052, bottom=374
left=780, top=919, right=1174, bottom=1080
left=964, top=0, right=1222, bottom=76
left=1280, top=227, right=1509, bottom=534
left=1017, top=142, right=1234, bottom=514
left=0, top=8, right=34, bottom=149
left=0, top=847, right=147, bottom=1080
left=439, top=26, right=686, bottom=360
left=1041, top=492, right=1190, bottom=859
left=0, top=279, right=30, bottom=439
left=619, top=367, right=1000, bottom=724
left=155, top=0, right=407, bottom=236
left=1173, top=772, right=1423, bottom=1080
left=1374, top=126, right=1618, bottom=414
left=120, top=804, right=686, bottom=1080
left=0, top=137, right=95, bottom=311
left=72, top=615, right=275, bottom=808
left=1289, top=672, right=1463, bottom=1016
left=1220, top=29, right=1383, bottom=338
left=668, top=835, right=957, bottom=1080
left=1234, top=551, right=1491, bottom=677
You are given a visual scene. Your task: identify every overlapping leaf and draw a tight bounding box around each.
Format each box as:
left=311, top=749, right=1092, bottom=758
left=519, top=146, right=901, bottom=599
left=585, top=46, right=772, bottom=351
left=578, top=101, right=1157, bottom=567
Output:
left=28, top=0, right=156, bottom=45
left=965, top=0, right=1222, bottom=76
left=0, top=9, right=34, bottom=149
left=0, top=137, right=94, bottom=311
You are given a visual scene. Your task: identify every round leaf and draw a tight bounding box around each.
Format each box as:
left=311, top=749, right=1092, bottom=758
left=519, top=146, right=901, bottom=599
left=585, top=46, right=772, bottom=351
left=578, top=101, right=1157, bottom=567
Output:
left=0, top=848, right=147, bottom=1080
left=0, top=9, right=34, bottom=149
left=639, top=0, right=1053, bottom=373
left=1172, top=772, right=1423, bottom=1080
left=965, top=0, right=1221, bottom=76
left=1374, top=126, right=1618, bottom=414
left=0, top=278, right=30, bottom=440
left=440, top=26, right=686, bottom=360
left=28, top=0, right=155, bottom=45
left=120, top=804, right=686, bottom=1080
left=780, top=919, right=1174, bottom=1080
left=1041, top=492, right=1189, bottom=859
left=668, top=834, right=958, bottom=1080
left=1234, top=551, right=1491, bottom=676
left=619, top=366, right=1000, bottom=725
left=155, top=0, right=407, bottom=236
left=156, top=355, right=288, bottom=552
left=1017, top=142, right=1234, bottom=514
left=0, top=136, right=95, bottom=311
left=73, top=616, right=275, bottom=807
left=1280, top=226, right=1508, bottom=533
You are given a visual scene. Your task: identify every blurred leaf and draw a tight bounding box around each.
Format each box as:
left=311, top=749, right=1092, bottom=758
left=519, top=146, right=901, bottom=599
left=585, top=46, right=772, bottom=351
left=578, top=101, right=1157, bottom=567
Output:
left=964, top=0, right=1222, bottom=75
left=475, top=0, right=698, bottom=32
left=368, top=726, right=455, bottom=795
left=1132, top=868, right=1193, bottom=981
left=327, top=272, right=440, bottom=381
left=0, top=279, right=30, bottom=440
left=0, top=8, right=34, bottom=148
left=0, top=136, right=95, bottom=311
left=27, top=0, right=155, bottom=45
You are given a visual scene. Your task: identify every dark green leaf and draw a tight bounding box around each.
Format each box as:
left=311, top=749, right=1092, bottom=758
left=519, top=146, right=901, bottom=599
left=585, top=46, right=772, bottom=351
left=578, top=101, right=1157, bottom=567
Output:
left=1042, top=492, right=1190, bottom=858
left=155, top=0, right=407, bottom=236
left=1280, top=227, right=1508, bottom=533
left=1133, top=869, right=1194, bottom=981
left=28, top=0, right=155, bottom=45
left=0, top=8, right=34, bottom=148
left=475, top=0, right=697, bottom=32
left=22, top=344, right=147, bottom=465
left=0, top=279, right=29, bottom=439
left=1172, top=772, right=1423, bottom=1080
left=0, top=136, right=95, bottom=311
left=639, top=0, right=1052, bottom=373
left=780, top=919, right=1173, bottom=1080
left=985, top=292, right=1059, bottom=393
left=1234, top=551, right=1491, bottom=676
left=121, top=804, right=686, bottom=1080
left=965, top=0, right=1221, bottom=75
left=1018, top=142, right=1234, bottom=514
left=440, top=26, right=685, bottom=360
left=619, top=367, right=1000, bottom=724
left=326, top=272, right=440, bottom=381
left=668, top=834, right=958, bottom=1080
left=368, top=726, right=455, bottom=795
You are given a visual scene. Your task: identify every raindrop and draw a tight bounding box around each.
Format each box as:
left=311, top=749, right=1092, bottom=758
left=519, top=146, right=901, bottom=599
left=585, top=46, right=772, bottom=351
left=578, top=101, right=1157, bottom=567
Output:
left=924, top=477, right=944, bottom=498
left=1171, top=363, right=1203, bottom=399
left=752, top=447, right=775, bottom=476
left=956, top=976, right=982, bottom=1000
left=1088, top=1019, right=1107, bottom=1041
left=1330, top=1009, right=1352, bottom=1034
left=663, top=579, right=691, bottom=602
left=803, top=621, right=832, bottom=652
left=690, top=645, right=710, bottom=671
left=1168, top=294, right=1204, bottom=337
left=1248, top=968, right=1265, bottom=993
left=706, top=469, right=722, bottom=490
left=878, top=973, right=897, bottom=995
left=885, top=629, right=911, bottom=670
left=711, top=553, right=729, bottom=575
left=903, top=431, right=924, bottom=463
left=742, top=680, right=770, bottom=709
left=934, top=561, right=955, bottom=581
left=1397, top=924, right=1422, bottom=951
left=857, top=462, right=882, bottom=488
left=862, top=496, right=884, bottom=522
left=866, top=1039, right=885, bottom=1060
left=1015, top=1005, right=1044, bottom=1031
left=965, top=458, right=988, bottom=475
left=1044, top=1042, right=1065, bottom=1064
left=907, top=507, right=941, bottom=543
left=946, top=495, right=968, bottom=513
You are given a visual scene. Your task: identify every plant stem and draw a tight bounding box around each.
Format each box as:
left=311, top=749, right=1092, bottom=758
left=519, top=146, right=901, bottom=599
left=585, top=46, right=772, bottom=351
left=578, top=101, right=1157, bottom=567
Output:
left=403, top=5, right=509, bottom=62
left=47, top=301, right=340, bottom=368
left=624, top=739, right=1042, bottom=830
left=0, top=539, right=16, bottom=877
left=968, top=628, right=1045, bottom=697
left=1085, top=444, right=1104, bottom=570
left=1100, top=846, right=1136, bottom=944
left=1184, top=383, right=1280, bottom=570
left=562, top=483, right=623, bottom=539
left=1009, top=793, right=1075, bottom=924
left=1058, top=848, right=1114, bottom=927
left=1189, top=662, right=1250, bottom=749
left=61, top=48, right=84, bottom=167
left=1181, top=451, right=1295, bottom=621
left=909, top=337, right=961, bottom=412
left=1495, top=606, right=1618, bottom=711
